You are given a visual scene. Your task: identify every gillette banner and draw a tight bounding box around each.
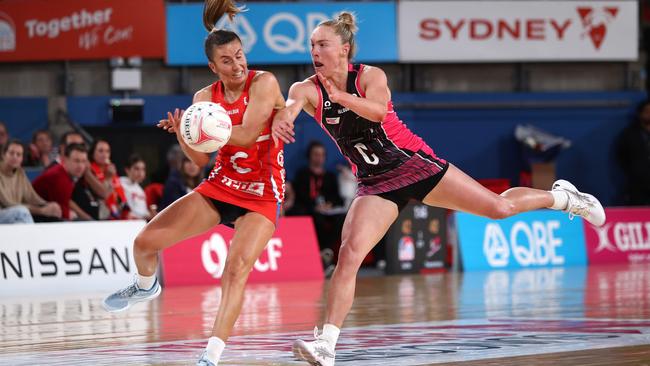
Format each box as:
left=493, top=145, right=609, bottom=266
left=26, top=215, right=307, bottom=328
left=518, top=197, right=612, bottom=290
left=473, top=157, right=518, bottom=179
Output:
left=584, top=207, right=650, bottom=264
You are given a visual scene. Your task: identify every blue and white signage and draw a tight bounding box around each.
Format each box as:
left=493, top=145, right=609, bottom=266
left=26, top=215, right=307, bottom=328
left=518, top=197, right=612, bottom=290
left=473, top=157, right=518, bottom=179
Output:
left=456, top=210, right=587, bottom=271
left=166, top=2, right=398, bottom=65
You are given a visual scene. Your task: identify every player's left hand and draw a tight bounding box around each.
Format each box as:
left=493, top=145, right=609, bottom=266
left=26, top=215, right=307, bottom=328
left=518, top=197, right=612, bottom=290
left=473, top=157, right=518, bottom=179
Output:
left=317, top=72, right=345, bottom=104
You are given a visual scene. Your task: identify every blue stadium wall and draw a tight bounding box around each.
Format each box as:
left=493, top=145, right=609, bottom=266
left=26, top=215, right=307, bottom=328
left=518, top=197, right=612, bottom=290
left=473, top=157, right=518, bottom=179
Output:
left=1, top=91, right=644, bottom=206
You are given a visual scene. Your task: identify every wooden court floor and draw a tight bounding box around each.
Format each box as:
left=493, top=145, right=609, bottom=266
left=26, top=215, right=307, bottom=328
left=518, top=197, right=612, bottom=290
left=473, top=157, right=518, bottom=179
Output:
left=1, top=263, right=650, bottom=365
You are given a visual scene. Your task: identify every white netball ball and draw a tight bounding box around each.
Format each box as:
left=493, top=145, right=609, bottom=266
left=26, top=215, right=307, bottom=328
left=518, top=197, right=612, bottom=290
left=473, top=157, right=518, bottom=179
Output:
left=180, top=101, right=232, bottom=153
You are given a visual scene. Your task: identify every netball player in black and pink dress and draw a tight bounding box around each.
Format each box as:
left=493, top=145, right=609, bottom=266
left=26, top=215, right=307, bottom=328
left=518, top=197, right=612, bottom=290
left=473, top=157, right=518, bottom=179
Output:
left=272, top=12, right=606, bottom=366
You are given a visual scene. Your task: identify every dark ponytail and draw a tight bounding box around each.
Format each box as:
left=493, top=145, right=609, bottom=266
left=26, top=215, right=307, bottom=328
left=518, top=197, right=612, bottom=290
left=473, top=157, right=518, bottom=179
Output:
left=203, top=0, right=243, bottom=62
left=203, top=0, right=241, bottom=32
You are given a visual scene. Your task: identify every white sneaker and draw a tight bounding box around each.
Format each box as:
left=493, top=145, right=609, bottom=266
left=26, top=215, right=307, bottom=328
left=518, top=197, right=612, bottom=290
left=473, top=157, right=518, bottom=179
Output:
left=292, top=327, right=336, bottom=366
left=196, top=350, right=217, bottom=366
left=552, top=179, right=606, bottom=227
left=102, top=278, right=162, bottom=312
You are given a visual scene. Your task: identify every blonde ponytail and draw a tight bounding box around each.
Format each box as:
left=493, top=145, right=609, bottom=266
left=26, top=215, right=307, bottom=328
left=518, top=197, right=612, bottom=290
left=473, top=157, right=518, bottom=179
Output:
left=319, top=11, right=358, bottom=60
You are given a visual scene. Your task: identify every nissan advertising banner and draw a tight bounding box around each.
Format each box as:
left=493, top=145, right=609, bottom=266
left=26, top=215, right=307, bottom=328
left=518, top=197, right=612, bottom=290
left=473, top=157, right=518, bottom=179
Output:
left=166, top=2, right=398, bottom=65
left=584, top=208, right=650, bottom=264
left=0, top=221, right=144, bottom=297
left=0, top=0, right=165, bottom=62
left=161, top=217, right=323, bottom=286
left=398, top=1, right=638, bottom=62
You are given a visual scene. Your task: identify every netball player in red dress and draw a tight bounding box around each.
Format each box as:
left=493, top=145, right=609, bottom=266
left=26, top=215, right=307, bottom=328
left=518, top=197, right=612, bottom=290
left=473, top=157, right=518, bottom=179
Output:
left=272, top=12, right=605, bottom=366
left=103, top=1, right=285, bottom=365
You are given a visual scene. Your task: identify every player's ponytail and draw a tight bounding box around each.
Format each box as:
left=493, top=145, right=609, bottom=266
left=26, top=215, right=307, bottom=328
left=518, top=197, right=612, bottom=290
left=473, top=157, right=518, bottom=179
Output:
left=203, top=0, right=241, bottom=32
left=203, top=0, right=243, bottom=62
left=319, top=11, right=358, bottom=60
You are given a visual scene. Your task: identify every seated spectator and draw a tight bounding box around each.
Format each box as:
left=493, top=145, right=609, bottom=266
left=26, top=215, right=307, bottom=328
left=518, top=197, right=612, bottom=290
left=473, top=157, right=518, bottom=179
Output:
left=48, top=131, right=109, bottom=220
left=618, top=99, right=650, bottom=205
left=27, top=129, right=56, bottom=167
left=0, top=140, right=62, bottom=223
left=90, top=139, right=127, bottom=219
left=160, top=156, right=202, bottom=210
left=145, top=144, right=183, bottom=212
left=49, top=131, right=110, bottom=200
left=292, top=141, right=346, bottom=269
left=151, top=144, right=184, bottom=185
left=292, top=141, right=344, bottom=215
left=144, top=182, right=164, bottom=214
left=281, top=181, right=296, bottom=216
left=120, top=154, right=156, bottom=220
left=0, top=121, right=8, bottom=151
left=33, top=143, right=92, bottom=220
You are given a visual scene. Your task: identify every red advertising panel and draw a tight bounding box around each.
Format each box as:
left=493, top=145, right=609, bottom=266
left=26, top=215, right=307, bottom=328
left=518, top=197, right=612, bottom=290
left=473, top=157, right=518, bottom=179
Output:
left=584, top=207, right=650, bottom=264
left=0, top=0, right=165, bottom=61
left=161, top=217, right=324, bottom=286
left=585, top=264, right=650, bottom=318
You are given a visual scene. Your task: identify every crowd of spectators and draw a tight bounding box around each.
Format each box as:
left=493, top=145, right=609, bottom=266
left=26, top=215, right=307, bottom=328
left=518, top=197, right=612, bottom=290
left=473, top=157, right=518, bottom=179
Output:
left=0, top=126, right=188, bottom=224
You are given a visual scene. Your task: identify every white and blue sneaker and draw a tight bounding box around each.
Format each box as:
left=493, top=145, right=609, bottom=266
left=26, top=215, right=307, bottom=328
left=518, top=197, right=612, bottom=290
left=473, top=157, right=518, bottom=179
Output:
left=552, top=179, right=606, bottom=227
left=196, top=350, right=217, bottom=366
left=102, top=278, right=161, bottom=312
left=292, top=327, right=336, bottom=366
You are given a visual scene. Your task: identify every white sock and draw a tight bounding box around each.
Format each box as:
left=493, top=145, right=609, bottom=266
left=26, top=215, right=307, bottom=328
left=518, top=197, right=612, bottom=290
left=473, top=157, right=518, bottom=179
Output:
left=206, top=336, right=225, bottom=364
left=321, top=324, right=341, bottom=347
left=550, top=191, right=569, bottom=210
left=137, top=273, right=156, bottom=290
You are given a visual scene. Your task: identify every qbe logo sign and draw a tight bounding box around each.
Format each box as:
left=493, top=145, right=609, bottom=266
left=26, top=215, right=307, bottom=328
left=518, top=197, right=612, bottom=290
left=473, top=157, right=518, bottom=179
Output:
left=483, top=221, right=565, bottom=267
left=456, top=211, right=587, bottom=271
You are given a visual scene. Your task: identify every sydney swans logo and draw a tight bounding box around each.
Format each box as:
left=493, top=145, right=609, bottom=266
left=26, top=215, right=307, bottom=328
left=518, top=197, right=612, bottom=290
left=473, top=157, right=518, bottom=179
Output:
left=576, top=6, right=619, bottom=50
left=0, top=12, right=16, bottom=52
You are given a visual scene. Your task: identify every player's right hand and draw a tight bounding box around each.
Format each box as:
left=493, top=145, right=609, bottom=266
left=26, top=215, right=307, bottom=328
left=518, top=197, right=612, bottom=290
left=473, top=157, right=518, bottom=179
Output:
left=157, top=108, right=183, bottom=135
left=271, top=112, right=296, bottom=146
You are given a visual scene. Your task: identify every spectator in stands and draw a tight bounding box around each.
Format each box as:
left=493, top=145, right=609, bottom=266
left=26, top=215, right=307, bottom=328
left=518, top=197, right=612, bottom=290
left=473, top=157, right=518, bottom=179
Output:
left=292, top=141, right=346, bottom=266
left=0, top=121, right=8, bottom=151
left=0, top=140, right=62, bottom=223
left=120, top=154, right=156, bottom=220
left=47, top=131, right=108, bottom=220
left=90, top=139, right=127, bottom=219
left=50, top=131, right=110, bottom=200
left=32, top=143, right=91, bottom=220
left=293, top=141, right=344, bottom=214
left=281, top=181, right=296, bottom=216
left=27, top=129, right=56, bottom=167
left=618, top=99, right=650, bottom=205
left=159, top=156, right=203, bottom=211
left=145, top=144, right=184, bottom=212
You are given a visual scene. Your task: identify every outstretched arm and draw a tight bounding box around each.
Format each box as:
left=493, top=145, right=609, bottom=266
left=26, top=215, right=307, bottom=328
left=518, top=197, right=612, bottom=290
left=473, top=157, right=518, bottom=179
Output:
left=317, top=66, right=389, bottom=123
left=229, top=72, right=284, bottom=147
left=271, top=81, right=312, bottom=145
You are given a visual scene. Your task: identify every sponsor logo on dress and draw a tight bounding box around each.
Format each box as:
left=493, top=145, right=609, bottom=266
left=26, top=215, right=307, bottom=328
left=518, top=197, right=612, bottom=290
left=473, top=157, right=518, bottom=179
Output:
left=221, top=175, right=265, bottom=196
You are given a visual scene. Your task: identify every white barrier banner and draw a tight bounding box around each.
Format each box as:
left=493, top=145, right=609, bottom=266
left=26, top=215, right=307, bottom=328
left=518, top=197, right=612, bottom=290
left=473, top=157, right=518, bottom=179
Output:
left=0, top=221, right=144, bottom=297
left=398, top=1, right=638, bottom=62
